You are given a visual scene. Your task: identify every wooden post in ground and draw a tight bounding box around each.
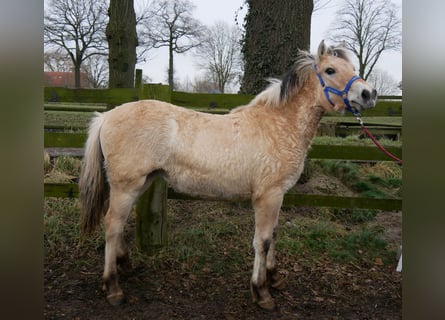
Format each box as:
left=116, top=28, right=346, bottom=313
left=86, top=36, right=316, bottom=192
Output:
left=135, top=83, right=171, bottom=254
left=135, top=69, right=143, bottom=90
left=135, top=176, right=168, bottom=254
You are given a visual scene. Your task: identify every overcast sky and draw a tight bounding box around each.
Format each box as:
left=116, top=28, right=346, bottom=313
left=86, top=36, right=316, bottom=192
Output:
left=137, top=0, right=402, bottom=89
left=44, top=0, right=402, bottom=89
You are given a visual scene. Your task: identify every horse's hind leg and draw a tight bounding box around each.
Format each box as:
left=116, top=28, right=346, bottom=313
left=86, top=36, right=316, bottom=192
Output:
left=250, top=189, right=284, bottom=310
left=102, top=183, right=143, bottom=306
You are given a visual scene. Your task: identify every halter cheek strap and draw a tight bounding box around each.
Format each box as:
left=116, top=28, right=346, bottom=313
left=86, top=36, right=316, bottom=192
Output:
left=314, top=64, right=361, bottom=116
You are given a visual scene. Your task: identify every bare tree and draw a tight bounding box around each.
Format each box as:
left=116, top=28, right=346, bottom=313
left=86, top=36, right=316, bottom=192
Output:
left=82, top=54, right=109, bottom=88
left=140, top=0, right=203, bottom=89
left=134, top=0, right=155, bottom=63
left=195, top=21, right=242, bottom=93
left=367, top=69, right=400, bottom=95
left=191, top=76, right=218, bottom=93
left=327, top=0, right=401, bottom=80
left=44, top=0, right=108, bottom=88
left=44, top=50, right=73, bottom=72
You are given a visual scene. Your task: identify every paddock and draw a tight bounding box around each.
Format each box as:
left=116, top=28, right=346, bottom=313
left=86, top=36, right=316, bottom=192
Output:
left=45, top=53, right=401, bottom=318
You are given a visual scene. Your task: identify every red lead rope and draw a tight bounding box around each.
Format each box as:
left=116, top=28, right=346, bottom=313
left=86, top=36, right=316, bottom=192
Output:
left=357, top=117, right=403, bottom=164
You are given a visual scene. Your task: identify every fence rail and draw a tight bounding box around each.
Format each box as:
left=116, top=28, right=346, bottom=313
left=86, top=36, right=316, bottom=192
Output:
left=44, top=182, right=401, bottom=212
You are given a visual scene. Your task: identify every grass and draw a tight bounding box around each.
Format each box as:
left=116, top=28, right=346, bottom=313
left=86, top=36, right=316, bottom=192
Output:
left=44, top=198, right=396, bottom=286
left=311, top=159, right=402, bottom=200
left=321, top=116, right=402, bottom=127
left=312, top=134, right=402, bottom=147
left=44, top=155, right=82, bottom=183
left=277, top=215, right=392, bottom=265
left=44, top=110, right=94, bottom=131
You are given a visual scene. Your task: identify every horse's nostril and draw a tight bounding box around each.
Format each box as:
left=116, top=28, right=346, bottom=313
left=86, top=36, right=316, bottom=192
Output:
left=372, top=89, right=377, bottom=100
left=361, top=89, right=371, bottom=101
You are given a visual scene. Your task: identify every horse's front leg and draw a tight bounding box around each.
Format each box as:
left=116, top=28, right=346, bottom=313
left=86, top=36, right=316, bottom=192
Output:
left=250, top=189, right=283, bottom=310
left=266, top=230, right=286, bottom=290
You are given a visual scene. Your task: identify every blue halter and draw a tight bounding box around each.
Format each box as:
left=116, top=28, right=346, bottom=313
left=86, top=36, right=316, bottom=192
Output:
left=314, top=64, right=361, bottom=116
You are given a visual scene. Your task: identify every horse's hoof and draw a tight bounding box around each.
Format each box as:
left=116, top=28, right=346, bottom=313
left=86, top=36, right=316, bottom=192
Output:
left=257, top=297, right=276, bottom=311
left=106, top=292, right=125, bottom=306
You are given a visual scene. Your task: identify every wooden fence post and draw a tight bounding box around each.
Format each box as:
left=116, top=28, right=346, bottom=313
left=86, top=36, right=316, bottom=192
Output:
left=135, top=83, right=171, bottom=254
left=135, top=69, right=143, bottom=90
left=135, top=176, right=168, bottom=255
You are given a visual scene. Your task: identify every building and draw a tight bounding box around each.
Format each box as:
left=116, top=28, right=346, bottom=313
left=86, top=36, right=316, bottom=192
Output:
left=44, top=71, right=91, bottom=88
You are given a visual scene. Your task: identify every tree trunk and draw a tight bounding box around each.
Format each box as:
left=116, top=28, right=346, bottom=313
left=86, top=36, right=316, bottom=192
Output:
left=168, top=45, right=174, bottom=89
left=241, top=0, right=313, bottom=94
left=106, top=0, right=137, bottom=88
left=74, top=47, right=82, bottom=88
left=74, top=63, right=81, bottom=88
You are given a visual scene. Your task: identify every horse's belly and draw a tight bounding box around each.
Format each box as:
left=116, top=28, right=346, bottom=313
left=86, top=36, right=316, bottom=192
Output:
left=165, top=169, right=252, bottom=201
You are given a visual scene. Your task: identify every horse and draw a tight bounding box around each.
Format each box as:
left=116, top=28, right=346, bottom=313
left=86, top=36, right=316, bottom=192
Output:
left=78, top=40, right=377, bottom=310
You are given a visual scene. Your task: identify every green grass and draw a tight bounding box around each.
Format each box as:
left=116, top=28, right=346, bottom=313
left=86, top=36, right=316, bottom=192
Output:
left=321, top=116, right=402, bottom=127
left=331, top=227, right=389, bottom=263
left=44, top=197, right=394, bottom=280
left=312, top=134, right=402, bottom=147
left=44, top=198, right=89, bottom=263
left=330, top=208, right=379, bottom=224
left=150, top=205, right=253, bottom=274
left=276, top=216, right=392, bottom=265
left=44, top=110, right=94, bottom=131
left=312, top=159, right=402, bottom=200
left=44, top=156, right=82, bottom=183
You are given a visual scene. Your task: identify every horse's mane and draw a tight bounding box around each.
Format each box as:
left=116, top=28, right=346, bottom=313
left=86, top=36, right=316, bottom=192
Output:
left=237, top=45, right=351, bottom=110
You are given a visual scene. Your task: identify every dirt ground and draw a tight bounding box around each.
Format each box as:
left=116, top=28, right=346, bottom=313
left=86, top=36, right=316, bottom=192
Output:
left=44, top=170, right=402, bottom=319
left=44, top=211, right=401, bottom=319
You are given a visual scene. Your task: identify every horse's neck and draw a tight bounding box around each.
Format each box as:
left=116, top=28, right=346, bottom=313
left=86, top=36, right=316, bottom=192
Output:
left=284, top=92, right=325, bottom=149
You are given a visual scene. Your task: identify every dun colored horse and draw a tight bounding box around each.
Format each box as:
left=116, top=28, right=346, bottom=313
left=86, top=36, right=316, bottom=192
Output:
left=79, top=40, right=377, bottom=310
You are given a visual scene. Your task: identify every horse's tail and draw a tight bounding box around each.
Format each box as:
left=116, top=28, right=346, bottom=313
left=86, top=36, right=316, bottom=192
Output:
left=78, top=112, right=109, bottom=236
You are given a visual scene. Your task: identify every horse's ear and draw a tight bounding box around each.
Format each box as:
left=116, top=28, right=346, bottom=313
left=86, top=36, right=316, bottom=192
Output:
left=317, top=40, right=326, bottom=58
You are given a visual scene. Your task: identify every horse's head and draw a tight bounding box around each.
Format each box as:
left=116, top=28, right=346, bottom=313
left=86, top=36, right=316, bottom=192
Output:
left=314, top=40, right=377, bottom=115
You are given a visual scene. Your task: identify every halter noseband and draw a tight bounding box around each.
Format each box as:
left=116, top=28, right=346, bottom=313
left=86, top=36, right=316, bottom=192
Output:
left=314, top=63, right=361, bottom=116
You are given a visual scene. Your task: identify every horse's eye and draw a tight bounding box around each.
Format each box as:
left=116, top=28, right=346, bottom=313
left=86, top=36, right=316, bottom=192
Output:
left=325, top=68, right=336, bottom=75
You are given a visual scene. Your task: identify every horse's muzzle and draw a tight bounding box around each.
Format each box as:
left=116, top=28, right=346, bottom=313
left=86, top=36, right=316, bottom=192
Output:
left=349, top=85, right=378, bottom=112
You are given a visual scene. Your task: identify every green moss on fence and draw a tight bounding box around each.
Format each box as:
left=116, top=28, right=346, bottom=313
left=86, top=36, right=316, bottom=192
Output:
left=44, top=87, right=140, bottom=107
left=325, top=99, right=402, bottom=117
left=44, top=84, right=171, bottom=107
left=172, top=91, right=253, bottom=109
left=44, top=85, right=400, bottom=116
left=140, top=83, right=171, bottom=102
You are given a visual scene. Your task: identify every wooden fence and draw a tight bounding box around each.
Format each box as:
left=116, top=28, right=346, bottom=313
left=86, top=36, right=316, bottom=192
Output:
left=44, top=84, right=402, bottom=253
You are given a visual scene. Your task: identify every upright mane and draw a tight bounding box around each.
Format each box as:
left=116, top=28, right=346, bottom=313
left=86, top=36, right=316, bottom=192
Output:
left=244, top=44, right=352, bottom=109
